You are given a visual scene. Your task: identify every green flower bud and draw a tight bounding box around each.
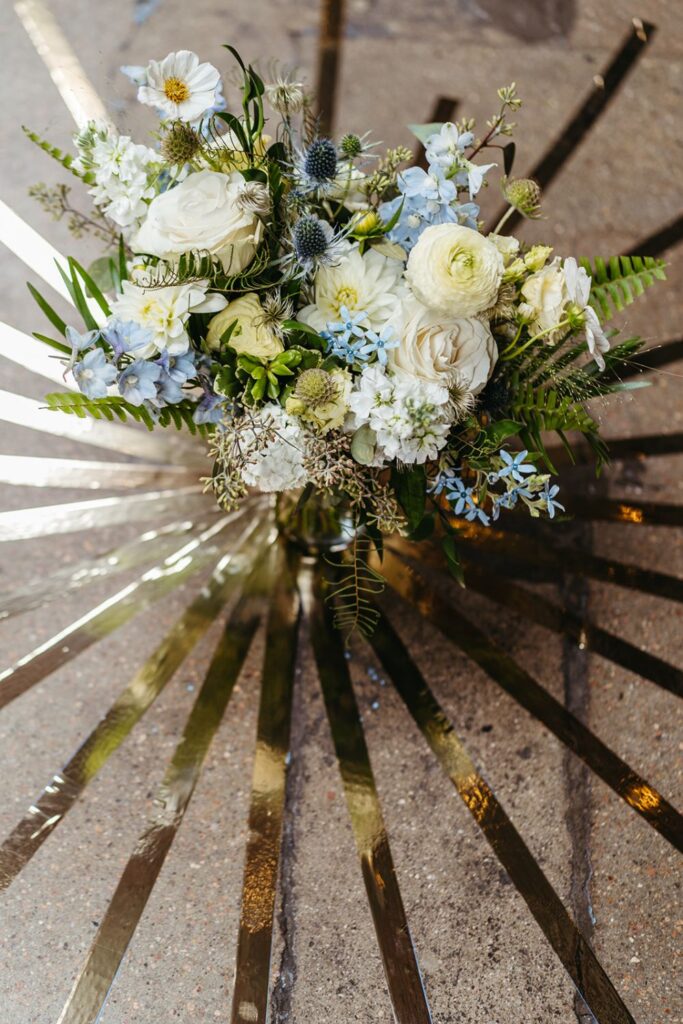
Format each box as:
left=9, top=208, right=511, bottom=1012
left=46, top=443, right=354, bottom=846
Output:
left=340, top=133, right=363, bottom=158
left=161, top=121, right=201, bottom=165
left=524, top=244, right=553, bottom=271
left=502, top=177, right=541, bottom=218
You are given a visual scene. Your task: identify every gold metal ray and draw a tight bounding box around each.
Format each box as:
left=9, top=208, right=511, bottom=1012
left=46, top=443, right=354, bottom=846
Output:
left=230, top=544, right=301, bottom=1024
left=0, top=520, right=273, bottom=892
left=367, top=610, right=637, bottom=1024
left=0, top=511, right=253, bottom=710
left=300, top=561, right=433, bottom=1024
left=0, top=321, right=77, bottom=389
left=54, top=557, right=271, bottom=1024
left=0, top=485, right=211, bottom=541
left=564, top=494, right=683, bottom=526
left=0, top=389, right=204, bottom=466
left=462, top=561, right=683, bottom=699
left=0, top=519, right=203, bottom=621
left=0, top=454, right=200, bottom=490
left=379, top=548, right=683, bottom=852
left=14, top=0, right=112, bottom=129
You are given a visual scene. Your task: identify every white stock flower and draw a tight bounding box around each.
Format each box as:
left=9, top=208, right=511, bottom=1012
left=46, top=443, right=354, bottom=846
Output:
left=406, top=224, right=504, bottom=318
left=133, top=170, right=264, bottom=274
left=241, top=404, right=309, bottom=492
left=520, top=257, right=566, bottom=335
left=76, top=126, right=161, bottom=232
left=347, top=364, right=452, bottom=466
left=136, top=51, right=221, bottom=121
left=388, top=295, right=497, bottom=395
left=299, top=243, right=404, bottom=332
left=109, top=280, right=226, bottom=356
left=563, top=257, right=610, bottom=369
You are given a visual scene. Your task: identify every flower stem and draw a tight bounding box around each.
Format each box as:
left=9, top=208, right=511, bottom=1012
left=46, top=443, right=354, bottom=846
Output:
left=500, top=319, right=570, bottom=361
left=491, top=204, right=515, bottom=235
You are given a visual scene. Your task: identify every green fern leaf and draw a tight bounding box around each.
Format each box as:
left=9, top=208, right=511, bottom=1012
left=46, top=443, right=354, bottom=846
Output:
left=44, top=392, right=212, bottom=438
left=329, top=538, right=385, bottom=639
left=580, top=255, right=666, bottom=321
left=22, top=126, right=94, bottom=184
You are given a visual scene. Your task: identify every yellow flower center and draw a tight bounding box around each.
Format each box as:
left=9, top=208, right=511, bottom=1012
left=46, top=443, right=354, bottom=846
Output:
left=333, top=286, right=359, bottom=314
left=164, top=77, right=191, bottom=104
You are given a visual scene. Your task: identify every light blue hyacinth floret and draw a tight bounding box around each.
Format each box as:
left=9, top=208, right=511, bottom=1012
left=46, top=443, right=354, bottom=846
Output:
left=378, top=123, right=493, bottom=251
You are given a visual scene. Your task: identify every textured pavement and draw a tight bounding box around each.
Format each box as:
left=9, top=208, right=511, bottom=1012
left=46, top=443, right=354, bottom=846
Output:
left=0, top=1, right=681, bottom=1022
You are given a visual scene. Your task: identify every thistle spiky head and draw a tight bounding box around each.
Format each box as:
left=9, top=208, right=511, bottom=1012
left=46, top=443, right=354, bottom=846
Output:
left=502, top=176, right=542, bottom=218
left=293, top=368, right=339, bottom=409
left=303, top=138, right=338, bottom=183
left=340, top=133, right=363, bottom=158
left=161, top=121, right=201, bottom=165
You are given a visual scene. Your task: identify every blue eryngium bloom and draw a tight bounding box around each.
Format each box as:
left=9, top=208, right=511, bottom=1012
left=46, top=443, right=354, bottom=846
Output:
left=302, top=138, right=338, bottom=185
left=72, top=348, right=117, bottom=399
left=118, top=360, right=161, bottom=406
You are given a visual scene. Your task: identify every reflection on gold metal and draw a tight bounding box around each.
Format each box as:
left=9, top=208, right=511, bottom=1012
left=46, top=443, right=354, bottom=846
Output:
left=0, top=388, right=204, bottom=466
left=368, top=611, right=637, bottom=1024
left=0, top=485, right=211, bottom=541
left=618, top=503, right=645, bottom=523
left=0, top=320, right=77, bottom=388
left=0, top=519, right=200, bottom=621
left=379, top=547, right=683, bottom=853
left=14, top=0, right=112, bottom=129
left=300, top=562, right=433, bottom=1024
left=231, top=545, right=300, bottom=1024
left=624, top=781, right=663, bottom=814
left=55, top=551, right=269, bottom=1024
left=0, top=520, right=271, bottom=891
left=0, top=513, right=245, bottom=710
left=0, top=454, right=200, bottom=490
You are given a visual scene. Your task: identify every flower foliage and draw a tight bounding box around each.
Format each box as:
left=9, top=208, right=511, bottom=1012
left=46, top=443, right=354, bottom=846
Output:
left=24, top=46, right=667, bottom=633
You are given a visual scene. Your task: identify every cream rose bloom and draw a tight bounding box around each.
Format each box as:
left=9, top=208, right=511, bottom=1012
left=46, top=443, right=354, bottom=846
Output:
left=406, top=223, right=504, bottom=317
left=132, top=170, right=263, bottom=274
left=388, top=296, right=497, bottom=395
left=206, top=293, right=283, bottom=360
left=520, top=257, right=566, bottom=334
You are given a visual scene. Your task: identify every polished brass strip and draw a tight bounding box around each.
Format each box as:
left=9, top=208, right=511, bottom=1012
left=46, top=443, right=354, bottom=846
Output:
left=0, top=486, right=210, bottom=541
left=0, top=455, right=200, bottom=490
left=0, top=519, right=204, bottom=621
left=368, top=610, right=637, bottom=1024
left=0, top=513, right=248, bottom=710
left=562, top=494, right=683, bottom=526
left=300, top=561, right=433, bottom=1024
left=0, top=320, right=78, bottom=387
left=449, top=524, right=683, bottom=605
left=379, top=549, right=683, bottom=853
left=547, top=430, right=683, bottom=466
left=0, top=521, right=271, bottom=892
left=461, top=562, right=683, bottom=700
left=0, top=389, right=204, bottom=466
left=230, top=545, right=301, bottom=1024
left=14, top=0, right=112, bottom=128
left=54, top=560, right=271, bottom=1024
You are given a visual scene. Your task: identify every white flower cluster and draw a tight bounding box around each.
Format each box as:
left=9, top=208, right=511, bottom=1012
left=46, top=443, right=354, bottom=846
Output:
left=74, top=123, right=162, bottom=234
left=348, top=365, right=451, bottom=465
left=241, top=404, right=309, bottom=492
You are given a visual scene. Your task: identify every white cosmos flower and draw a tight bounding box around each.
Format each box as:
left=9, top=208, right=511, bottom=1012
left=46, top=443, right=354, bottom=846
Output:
left=136, top=51, right=221, bottom=122
left=109, top=280, right=226, bottom=356
left=298, top=243, right=404, bottom=333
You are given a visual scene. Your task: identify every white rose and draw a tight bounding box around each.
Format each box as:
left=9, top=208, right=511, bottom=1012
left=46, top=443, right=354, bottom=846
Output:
left=388, top=296, right=497, bottom=395
left=520, top=257, right=566, bottom=334
left=133, top=170, right=263, bottom=274
left=406, top=223, right=504, bottom=317
left=206, top=293, right=283, bottom=359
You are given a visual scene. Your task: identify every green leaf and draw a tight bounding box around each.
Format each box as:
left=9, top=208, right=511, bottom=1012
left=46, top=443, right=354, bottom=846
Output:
left=409, top=514, right=435, bottom=542
left=442, top=534, right=465, bottom=587
left=55, top=260, right=98, bottom=331
left=393, top=466, right=426, bottom=533
left=43, top=391, right=212, bottom=437
left=27, top=282, right=68, bottom=338
left=33, top=331, right=70, bottom=355
left=580, top=255, right=667, bottom=321
left=70, top=258, right=111, bottom=317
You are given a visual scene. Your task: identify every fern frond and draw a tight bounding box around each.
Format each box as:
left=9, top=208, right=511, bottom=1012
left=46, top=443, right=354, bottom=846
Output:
left=329, top=537, right=385, bottom=639
left=580, top=255, right=666, bottom=321
left=22, top=126, right=94, bottom=183
left=44, top=392, right=212, bottom=437
left=510, top=382, right=607, bottom=471
left=142, top=250, right=222, bottom=288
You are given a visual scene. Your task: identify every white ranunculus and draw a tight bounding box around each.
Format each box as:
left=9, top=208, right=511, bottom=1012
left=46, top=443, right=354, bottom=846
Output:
left=132, top=170, right=263, bottom=274
left=520, top=257, right=566, bottom=335
left=406, top=223, right=504, bottom=318
left=388, top=297, right=497, bottom=395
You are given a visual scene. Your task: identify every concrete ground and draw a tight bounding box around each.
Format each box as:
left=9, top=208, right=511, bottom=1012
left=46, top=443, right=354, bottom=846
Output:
left=0, top=0, right=681, bottom=1021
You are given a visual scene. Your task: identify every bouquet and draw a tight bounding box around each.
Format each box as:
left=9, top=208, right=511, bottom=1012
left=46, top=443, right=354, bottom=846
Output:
left=26, top=46, right=666, bottom=631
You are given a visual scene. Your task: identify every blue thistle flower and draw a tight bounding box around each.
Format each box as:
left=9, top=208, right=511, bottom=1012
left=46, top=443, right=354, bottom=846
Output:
left=303, top=138, right=338, bottom=183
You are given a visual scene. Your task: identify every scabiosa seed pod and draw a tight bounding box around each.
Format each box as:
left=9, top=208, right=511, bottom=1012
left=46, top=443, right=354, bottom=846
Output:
left=502, top=177, right=542, bottom=218
left=340, top=133, right=363, bottom=158
left=161, top=121, right=201, bottom=164
left=303, top=138, right=338, bottom=183
left=293, top=368, right=339, bottom=409
left=293, top=215, right=333, bottom=263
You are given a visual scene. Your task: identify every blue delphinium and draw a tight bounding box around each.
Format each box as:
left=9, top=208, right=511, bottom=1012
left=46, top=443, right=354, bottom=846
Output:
left=118, top=360, right=161, bottom=406
left=72, top=348, right=117, bottom=399
left=154, top=350, right=196, bottom=405
left=379, top=166, right=480, bottom=251
left=65, top=325, right=100, bottom=371
left=193, top=388, right=225, bottom=425
left=102, top=319, right=154, bottom=360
